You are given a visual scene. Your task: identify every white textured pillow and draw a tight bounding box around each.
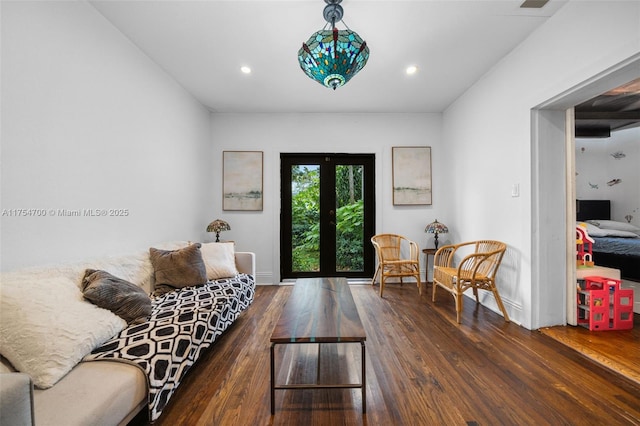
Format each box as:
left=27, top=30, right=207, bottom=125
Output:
left=200, top=242, right=238, bottom=280
left=597, top=229, right=640, bottom=238
left=586, top=220, right=640, bottom=233
left=0, top=272, right=126, bottom=389
left=580, top=222, right=607, bottom=237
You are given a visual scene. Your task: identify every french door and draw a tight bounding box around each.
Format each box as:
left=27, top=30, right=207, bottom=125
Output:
left=280, top=153, right=375, bottom=280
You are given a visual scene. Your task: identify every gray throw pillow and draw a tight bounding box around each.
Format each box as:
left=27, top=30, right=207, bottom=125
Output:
left=149, top=243, right=207, bottom=290
left=82, top=269, right=152, bottom=325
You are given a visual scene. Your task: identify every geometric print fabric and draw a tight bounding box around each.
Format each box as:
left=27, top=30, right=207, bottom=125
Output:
left=84, top=274, right=255, bottom=422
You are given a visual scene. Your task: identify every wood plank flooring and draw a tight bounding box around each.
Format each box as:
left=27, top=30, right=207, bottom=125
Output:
left=135, top=283, right=640, bottom=426
left=539, top=314, right=640, bottom=385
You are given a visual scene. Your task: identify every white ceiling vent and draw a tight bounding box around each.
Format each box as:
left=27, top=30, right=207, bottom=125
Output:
left=520, top=0, right=550, bottom=8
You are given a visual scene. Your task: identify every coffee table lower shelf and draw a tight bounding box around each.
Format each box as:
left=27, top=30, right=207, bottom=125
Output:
left=270, top=341, right=366, bottom=414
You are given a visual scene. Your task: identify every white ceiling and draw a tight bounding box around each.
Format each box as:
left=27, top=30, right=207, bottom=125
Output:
left=90, top=0, right=567, bottom=113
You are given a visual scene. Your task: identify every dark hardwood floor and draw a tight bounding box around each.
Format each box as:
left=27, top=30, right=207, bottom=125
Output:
left=134, top=283, right=640, bottom=425
left=540, top=313, right=640, bottom=385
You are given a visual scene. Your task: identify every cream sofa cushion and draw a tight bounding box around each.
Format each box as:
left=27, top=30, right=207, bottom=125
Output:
left=33, top=361, right=146, bottom=426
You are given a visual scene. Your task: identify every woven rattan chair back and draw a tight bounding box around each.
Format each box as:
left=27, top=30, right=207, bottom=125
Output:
left=432, top=240, right=509, bottom=324
left=371, top=234, right=421, bottom=297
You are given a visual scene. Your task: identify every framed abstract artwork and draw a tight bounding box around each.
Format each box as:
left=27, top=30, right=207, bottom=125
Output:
left=392, top=146, right=432, bottom=205
left=223, top=151, right=263, bottom=211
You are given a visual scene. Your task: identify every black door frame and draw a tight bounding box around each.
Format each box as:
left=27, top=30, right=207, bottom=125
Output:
left=280, top=153, right=376, bottom=279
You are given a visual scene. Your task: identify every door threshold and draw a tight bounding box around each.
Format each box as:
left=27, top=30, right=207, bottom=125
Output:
left=279, top=278, right=372, bottom=285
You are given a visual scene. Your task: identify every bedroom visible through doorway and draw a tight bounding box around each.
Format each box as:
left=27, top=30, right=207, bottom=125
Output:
left=532, top=54, right=640, bottom=328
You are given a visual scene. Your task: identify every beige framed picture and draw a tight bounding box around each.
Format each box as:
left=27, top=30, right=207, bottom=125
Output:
left=392, top=146, right=432, bottom=205
left=223, top=151, right=263, bottom=211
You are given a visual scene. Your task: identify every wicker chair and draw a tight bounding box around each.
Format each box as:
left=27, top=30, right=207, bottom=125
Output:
left=432, top=240, right=510, bottom=324
left=371, top=234, right=421, bottom=297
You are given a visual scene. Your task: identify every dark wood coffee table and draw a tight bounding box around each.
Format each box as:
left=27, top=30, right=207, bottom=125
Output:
left=270, top=277, right=366, bottom=414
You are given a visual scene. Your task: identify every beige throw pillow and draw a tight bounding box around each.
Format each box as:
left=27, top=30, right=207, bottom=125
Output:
left=82, top=269, right=152, bottom=325
left=200, top=242, right=239, bottom=280
left=149, top=243, right=207, bottom=289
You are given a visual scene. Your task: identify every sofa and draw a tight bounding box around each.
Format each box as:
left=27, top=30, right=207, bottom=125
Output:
left=0, top=241, right=256, bottom=426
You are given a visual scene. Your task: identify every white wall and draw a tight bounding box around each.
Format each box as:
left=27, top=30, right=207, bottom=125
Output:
left=210, top=113, right=443, bottom=284
left=3, top=0, right=638, bottom=330
left=1, top=1, right=212, bottom=271
left=576, top=127, right=640, bottom=225
left=443, top=0, right=640, bottom=328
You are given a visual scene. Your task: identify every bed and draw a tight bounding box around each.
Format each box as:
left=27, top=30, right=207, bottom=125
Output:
left=576, top=199, right=640, bottom=281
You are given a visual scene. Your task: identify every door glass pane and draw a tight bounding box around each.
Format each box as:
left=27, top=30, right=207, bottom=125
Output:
left=291, top=165, right=320, bottom=272
left=335, top=164, right=364, bottom=272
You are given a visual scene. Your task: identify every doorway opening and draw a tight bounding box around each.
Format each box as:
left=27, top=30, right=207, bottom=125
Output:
left=280, top=153, right=376, bottom=280
left=531, top=54, right=640, bottom=328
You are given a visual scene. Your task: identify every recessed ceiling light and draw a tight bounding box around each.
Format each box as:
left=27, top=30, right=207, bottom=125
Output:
left=240, top=66, right=251, bottom=74
left=406, top=66, right=418, bottom=75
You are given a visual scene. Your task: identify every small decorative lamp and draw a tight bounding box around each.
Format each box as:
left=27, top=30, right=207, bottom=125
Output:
left=207, top=219, right=231, bottom=242
left=425, top=219, right=449, bottom=250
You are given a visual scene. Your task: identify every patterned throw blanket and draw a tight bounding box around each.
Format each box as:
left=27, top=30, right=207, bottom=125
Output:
left=84, top=274, right=255, bottom=422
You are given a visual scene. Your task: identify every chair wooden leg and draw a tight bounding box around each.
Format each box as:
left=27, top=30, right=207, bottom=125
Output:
left=491, top=286, right=510, bottom=322
left=473, top=287, right=479, bottom=302
left=416, top=274, right=422, bottom=295
left=371, top=265, right=380, bottom=286
left=379, top=277, right=385, bottom=297
left=432, top=281, right=437, bottom=302
left=455, top=293, right=463, bottom=324
left=455, top=293, right=462, bottom=324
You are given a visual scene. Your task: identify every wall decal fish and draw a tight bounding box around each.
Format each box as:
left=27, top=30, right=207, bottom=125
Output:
left=611, top=151, right=626, bottom=159
left=588, top=182, right=598, bottom=189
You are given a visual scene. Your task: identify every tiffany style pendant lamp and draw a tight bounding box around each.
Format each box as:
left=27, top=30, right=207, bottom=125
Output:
left=298, top=0, right=370, bottom=90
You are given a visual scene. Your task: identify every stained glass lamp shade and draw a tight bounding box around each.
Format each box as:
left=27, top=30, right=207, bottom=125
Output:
left=425, top=220, right=449, bottom=250
left=207, top=219, right=231, bottom=242
left=298, top=0, right=369, bottom=90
